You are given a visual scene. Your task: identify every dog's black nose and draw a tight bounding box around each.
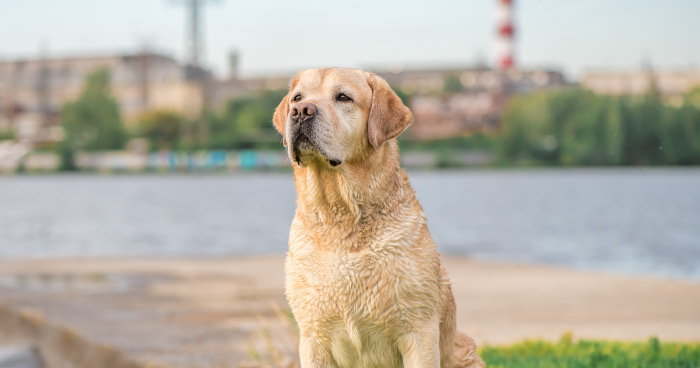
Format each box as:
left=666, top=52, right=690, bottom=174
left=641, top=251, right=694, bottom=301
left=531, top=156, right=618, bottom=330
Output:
left=290, top=102, right=317, bottom=122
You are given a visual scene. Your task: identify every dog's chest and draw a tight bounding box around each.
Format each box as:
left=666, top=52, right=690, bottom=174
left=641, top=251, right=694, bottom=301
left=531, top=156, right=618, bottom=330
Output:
left=287, top=250, right=407, bottom=367
left=287, top=248, right=403, bottom=325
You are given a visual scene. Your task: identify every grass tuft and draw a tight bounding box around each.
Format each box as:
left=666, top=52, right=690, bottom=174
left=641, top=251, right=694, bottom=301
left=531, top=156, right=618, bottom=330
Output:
left=480, top=334, right=700, bottom=368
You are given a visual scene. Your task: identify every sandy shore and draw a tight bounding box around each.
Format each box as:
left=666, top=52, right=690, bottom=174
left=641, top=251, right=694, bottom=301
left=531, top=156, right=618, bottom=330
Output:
left=0, top=256, right=698, bottom=367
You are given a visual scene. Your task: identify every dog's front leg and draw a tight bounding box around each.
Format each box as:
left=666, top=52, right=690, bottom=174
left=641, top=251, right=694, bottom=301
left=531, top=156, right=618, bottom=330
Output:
left=299, top=334, right=337, bottom=368
left=397, top=321, right=441, bottom=368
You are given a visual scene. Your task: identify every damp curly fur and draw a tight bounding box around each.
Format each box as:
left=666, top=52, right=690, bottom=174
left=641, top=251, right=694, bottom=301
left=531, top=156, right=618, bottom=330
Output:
left=274, top=68, right=485, bottom=368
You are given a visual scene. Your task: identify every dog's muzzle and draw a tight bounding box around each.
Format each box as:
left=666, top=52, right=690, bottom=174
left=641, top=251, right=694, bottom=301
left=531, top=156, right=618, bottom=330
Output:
left=287, top=102, right=343, bottom=167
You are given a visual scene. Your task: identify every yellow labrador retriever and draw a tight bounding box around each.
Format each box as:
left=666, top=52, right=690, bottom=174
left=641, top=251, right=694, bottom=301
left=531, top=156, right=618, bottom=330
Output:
left=273, top=68, right=484, bottom=368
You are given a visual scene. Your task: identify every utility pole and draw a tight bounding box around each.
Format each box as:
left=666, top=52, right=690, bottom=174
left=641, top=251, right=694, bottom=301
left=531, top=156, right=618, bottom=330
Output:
left=138, top=44, right=151, bottom=112
left=173, top=0, right=216, bottom=68
left=36, top=41, right=52, bottom=146
left=188, top=0, right=203, bottom=67
left=172, top=0, right=218, bottom=147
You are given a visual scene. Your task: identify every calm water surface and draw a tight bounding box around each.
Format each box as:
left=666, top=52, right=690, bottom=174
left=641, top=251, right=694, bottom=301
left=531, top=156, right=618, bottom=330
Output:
left=1, top=169, right=699, bottom=280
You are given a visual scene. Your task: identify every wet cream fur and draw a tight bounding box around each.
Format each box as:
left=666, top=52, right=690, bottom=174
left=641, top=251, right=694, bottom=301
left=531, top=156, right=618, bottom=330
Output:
left=274, top=68, right=485, bottom=368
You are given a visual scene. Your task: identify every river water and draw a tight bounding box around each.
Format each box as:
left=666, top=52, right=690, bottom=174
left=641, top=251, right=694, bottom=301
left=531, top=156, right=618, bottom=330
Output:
left=1, top=169, right=699, bottom=280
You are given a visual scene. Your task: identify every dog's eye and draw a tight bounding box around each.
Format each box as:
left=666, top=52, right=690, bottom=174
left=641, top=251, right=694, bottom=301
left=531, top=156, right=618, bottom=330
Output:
left=336, top=93, right=352, bottom=102
left=293, top=95, right=302, bottom=102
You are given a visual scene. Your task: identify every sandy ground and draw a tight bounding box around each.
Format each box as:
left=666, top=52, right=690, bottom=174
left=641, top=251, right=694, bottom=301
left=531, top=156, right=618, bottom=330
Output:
left=0, top=256, right=699, bottom=367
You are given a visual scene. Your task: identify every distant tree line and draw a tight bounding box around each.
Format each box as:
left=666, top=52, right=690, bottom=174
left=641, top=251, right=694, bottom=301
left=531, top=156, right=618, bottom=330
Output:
left=135, top=90, right=286, bottom=151
left=56, top=68, right=286, bottom=169
left=205, top=89, right=286, bottom=150
left=55, top=68, right=700, bottom=169
left=498, top=87, right=700, bottom=166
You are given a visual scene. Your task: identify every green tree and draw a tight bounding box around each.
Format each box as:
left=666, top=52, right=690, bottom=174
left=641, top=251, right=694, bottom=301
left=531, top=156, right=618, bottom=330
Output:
left=0, top=129, right=15, bottom=140
left=602, top=97, right=624, bottom=165
left=59, top=68, right=127, bottom=169
left=685, top=86, right=700, bottom=108
left=208, top=89, right=287, bottom=149
left=498, top=90, right=556, bottom=164
left=497, top=86, right=700, bottom=166
left=443, top=74, right=464, bottom=93
left=558, top=91, right=610, bottom=165
left=138, top=110, right=184, bottom=150
left=623, top=91, right=664, bottom=165
left=661, top=102, right=700, bottom=165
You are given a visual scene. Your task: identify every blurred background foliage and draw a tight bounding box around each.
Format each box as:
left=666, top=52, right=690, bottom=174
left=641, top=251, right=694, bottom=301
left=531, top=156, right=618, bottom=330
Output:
left=206, top=89, right=286, bottom=150
left=498, top=87, right=700, bottom=166
left=0, top=129, right=15, bottom=141
left=137, top=110, right=184, bottom=151
left=58, top=69, right=128, bottom=170
left=60, top=69, right=128, bottom=152
left=52, top=68, right=700, bottom=169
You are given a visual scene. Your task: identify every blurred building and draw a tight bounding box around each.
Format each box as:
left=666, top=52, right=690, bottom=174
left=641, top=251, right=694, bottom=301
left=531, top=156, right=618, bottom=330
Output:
left=211, top=76, right=289, bottom=108
left=0, top=48, right=569, bottom=145
left=409, top=92, right=508, bottom=139
left=581, top=69, right=700, bottom=104
left=376, top=67, right=568, bottom=140
left=0, top=52, right=208, bottom=145
left=207, top=51, right=289, bottom=108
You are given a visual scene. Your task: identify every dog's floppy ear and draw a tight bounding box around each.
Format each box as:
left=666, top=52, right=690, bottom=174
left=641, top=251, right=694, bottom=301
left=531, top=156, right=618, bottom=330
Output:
left=366, top=73, right=413, bottom=149
left=273, top=92, right=290, bottom=147
left=273, top=75, right=300, bottom=147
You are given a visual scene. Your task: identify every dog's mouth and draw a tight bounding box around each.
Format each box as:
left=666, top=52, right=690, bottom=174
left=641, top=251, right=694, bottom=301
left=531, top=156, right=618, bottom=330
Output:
left=291, top=130, right=342, bottom=167
left=292, top=132, right=316, bottom=164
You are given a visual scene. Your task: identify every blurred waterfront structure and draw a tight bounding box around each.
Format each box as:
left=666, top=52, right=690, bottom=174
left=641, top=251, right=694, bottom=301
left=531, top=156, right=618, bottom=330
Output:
left=377, top=67, right=567, bottom=139
left=0, top=148, right=491, bottom=173
left=208, top=50, right=289, bottom=107
left=0, top=148, right=290, bottom=173
left=581, top=69, right=700, bottom=105
left=0, top=49, right=568, bottom=146
left=211, top=74, right=288, bottom=107
left=0, top=52, right=209, bottom=146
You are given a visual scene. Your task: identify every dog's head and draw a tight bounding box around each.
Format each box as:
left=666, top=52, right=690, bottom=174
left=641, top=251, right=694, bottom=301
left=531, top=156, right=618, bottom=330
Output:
left=273, top=68, right=412, bottom=167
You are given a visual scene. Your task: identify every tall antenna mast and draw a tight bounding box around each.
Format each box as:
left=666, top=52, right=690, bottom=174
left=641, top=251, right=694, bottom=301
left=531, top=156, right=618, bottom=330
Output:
left=174, top=0, right=215, bottom=68
left=36, top=41, right=52, bottom=136
left=172, top=0, right=218, bottom=147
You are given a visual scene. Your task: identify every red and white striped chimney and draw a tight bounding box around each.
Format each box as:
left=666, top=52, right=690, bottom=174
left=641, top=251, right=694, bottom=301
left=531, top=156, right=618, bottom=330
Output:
left=496, top=0, right=515, bottom=70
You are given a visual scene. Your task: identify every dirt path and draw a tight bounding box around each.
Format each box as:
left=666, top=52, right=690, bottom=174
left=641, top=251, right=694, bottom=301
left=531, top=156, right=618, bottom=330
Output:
left=0, top=256, right=698, bottom=367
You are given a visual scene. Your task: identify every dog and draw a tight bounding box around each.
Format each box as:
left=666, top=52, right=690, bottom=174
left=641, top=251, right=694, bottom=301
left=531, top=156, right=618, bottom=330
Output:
left=273, top=68, right=485, bottom=368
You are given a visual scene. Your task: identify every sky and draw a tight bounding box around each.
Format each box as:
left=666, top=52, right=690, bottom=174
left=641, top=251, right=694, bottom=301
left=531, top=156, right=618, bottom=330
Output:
left=1, top=0, right=699, bottom=79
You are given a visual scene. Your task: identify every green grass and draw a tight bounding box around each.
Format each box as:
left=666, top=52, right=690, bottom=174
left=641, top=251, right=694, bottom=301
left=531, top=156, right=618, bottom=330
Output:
left=248, top=312, right=700, bottom=368
left=480, top=334, right=700, bottom=368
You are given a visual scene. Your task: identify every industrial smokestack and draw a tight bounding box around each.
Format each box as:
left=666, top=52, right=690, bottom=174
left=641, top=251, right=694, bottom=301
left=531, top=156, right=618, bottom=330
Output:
left=496, top=0, right=515, bottom=70
left=228, top=50, right=239, bottom=79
